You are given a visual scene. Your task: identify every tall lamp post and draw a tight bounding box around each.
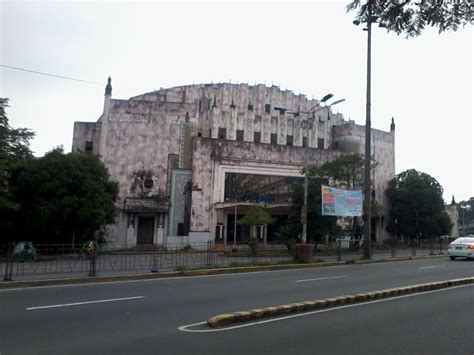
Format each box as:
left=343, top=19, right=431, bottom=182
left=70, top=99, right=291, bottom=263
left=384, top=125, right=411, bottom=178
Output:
left=353, top=2, right=385, bottom=259
left=300, top=96, right=345, bottom=244
left=460, top=204, right=472, bottom=236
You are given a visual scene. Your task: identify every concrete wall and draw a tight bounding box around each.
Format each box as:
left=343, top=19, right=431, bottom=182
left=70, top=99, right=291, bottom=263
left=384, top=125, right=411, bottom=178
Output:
left=333, top=121, right=396, bottom=241
left=130, top=83, right=344, bottom=148
left=445, top=204, right=459, bottom=237
left=333, top=121, right=396, bottom=209
left=72, top=122, right=101, bottom=154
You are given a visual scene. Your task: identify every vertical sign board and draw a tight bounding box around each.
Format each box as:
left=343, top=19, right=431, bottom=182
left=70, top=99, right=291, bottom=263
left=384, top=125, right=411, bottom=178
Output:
left=321, top=185, right=363, bottom=217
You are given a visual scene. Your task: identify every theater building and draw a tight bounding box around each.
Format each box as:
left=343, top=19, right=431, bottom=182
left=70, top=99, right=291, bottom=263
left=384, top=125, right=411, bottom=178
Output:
left=72, top=79, right=395, bottom=249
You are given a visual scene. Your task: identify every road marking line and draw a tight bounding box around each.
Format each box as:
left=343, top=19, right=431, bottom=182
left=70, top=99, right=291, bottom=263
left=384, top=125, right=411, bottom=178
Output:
left=178, top=284, right=474, bottom=333
left=0, top=267, right=351, bottom=292
left=0, top=258, right=449, bottom=293
left=26, top=296, right=144, bottom=310
left=418, top=265, right=445, bottom=270
left=296, top=275, right=348, bottom=283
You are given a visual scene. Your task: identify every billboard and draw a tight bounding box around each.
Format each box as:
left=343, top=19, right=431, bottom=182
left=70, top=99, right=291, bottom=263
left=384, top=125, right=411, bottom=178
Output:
left=321, top=185, right=362, bottom=217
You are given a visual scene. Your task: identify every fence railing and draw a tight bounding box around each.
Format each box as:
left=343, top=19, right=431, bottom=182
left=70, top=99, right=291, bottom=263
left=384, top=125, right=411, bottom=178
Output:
left=1, top=239, right=448, bottom=281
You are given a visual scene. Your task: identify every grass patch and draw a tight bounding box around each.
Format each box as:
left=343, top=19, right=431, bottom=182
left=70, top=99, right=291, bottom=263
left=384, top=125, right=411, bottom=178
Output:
left=223, top=250, right=293, bottom=257
left=173, top=259, right=326, bottom=272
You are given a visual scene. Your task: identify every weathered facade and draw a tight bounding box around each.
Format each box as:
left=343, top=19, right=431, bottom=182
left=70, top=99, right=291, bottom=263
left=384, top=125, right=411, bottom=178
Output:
left=72, top=79, right=396, bottom=249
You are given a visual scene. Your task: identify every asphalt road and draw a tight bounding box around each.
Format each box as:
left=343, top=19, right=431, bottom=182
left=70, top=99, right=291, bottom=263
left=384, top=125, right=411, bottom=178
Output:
left=0, top=258, right=472, bottom=354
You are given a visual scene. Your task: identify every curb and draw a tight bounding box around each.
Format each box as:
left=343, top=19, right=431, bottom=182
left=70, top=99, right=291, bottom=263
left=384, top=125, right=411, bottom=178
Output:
left=207, top=276, right=474, bottom=328
left=0, top=254, right=445, bottom=289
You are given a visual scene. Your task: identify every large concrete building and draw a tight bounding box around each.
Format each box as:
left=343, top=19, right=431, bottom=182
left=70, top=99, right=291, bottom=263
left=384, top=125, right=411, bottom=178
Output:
left=72, top=79, right=396, bottom=249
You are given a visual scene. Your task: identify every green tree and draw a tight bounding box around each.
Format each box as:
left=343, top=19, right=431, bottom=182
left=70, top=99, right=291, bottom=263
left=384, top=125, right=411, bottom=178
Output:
left=386, top=169, right=452, bottom=241
left=310, top=153, right=365, bottom=189
left=237, top=204, right=276, bottom=254
left=0, top=98, right=35, bottom=161
left=281, top=154, right=374, bottom=244
left=347, top=0, right=472, bottom=38
left=287, top=178, right=341, bottom=243
left=3, top=148, right=119, bottom=244
left=237, top=204, right=276, bottom=239
left=314, top=154, right=366, bottom=241
left=0, top=98, right=35, bottom=231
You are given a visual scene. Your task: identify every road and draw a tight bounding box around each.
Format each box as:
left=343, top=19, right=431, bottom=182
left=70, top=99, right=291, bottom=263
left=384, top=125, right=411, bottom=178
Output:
left=0, top=258, right=472, bottom=354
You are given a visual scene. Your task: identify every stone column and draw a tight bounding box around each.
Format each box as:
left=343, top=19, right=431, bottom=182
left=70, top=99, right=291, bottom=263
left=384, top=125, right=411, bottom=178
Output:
left=156, top=214, right=164, bottom=245
left=126, top=213, right=136, bottom=247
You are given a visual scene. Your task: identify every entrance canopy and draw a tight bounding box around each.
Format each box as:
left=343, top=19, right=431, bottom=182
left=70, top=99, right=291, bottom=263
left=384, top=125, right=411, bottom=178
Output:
left=124, top=196, right=169, bottom=213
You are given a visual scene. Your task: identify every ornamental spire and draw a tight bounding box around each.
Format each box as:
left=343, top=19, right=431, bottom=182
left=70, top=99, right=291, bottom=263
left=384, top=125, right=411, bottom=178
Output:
left=105, top=76, right=112, bottom=96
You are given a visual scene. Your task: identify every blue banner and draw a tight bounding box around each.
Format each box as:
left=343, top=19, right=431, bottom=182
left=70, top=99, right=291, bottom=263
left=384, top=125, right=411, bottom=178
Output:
left=321, top=185, right=362, bottom=217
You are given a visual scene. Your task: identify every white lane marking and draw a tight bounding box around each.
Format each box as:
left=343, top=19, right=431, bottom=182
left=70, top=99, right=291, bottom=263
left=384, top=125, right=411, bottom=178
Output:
left=418, top=265, right=446, bottom=270
left=0, top=266, right=350, bottom=292
left=296, top=275, right=348, bottom=283
left=178, top=283, right=474, bottom=333
left=0, top=257, right=448, bottom=293
left=26, top=296, right=144, bottom=310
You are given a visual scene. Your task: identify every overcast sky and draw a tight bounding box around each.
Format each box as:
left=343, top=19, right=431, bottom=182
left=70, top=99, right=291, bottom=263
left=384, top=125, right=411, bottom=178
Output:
left=1, top=0, right=472, bottom=203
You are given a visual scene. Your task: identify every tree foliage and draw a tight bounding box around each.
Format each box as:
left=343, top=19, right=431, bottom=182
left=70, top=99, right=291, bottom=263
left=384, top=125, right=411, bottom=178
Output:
left=237, top=204, right=276, bottom=227
left=310, top=153, right=365, bottom=189
left=386, top=169, right=452, bottom=239
left=0, top=98, right=35, bottom=229
left=347, top=0, right=472, bottom=37
left=0, top=98, right=35, bottom=161
left=278, top=154, right=365, bottom=243
left=2, top=149, right=119, bottom=244
left=237, top=204, right=276, bottom=241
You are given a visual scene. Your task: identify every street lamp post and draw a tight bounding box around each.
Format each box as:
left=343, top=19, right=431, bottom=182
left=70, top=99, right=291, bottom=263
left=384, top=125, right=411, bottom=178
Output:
left=460, top=204, right=472, bottom=236
left=300, top=96, right=345, bottom=244
left=354, top=2, right=384, bottom=259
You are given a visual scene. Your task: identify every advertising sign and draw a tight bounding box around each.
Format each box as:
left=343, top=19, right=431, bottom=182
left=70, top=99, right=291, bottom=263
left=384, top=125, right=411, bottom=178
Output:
left=321, top=185, right=362, bottom=217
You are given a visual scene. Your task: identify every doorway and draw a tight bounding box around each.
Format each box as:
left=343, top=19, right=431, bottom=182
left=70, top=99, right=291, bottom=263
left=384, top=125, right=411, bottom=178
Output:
left=137, top=216, right=155, bottom=244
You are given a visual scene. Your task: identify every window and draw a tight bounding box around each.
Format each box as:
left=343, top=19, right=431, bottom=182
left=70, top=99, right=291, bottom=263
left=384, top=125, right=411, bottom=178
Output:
left=286, top=135, right=293, bottom=146
left=236, top=130, right=244, bottom=141
left=265, top=104, right=271, bottom=113
left=302, top=137, right=307, bottom=147
left=248, top=103, right=253, bottom=111
left=85, top=141, right=93, bottom=153
left=254, top=132, right=261, bottom=143
left=270, top=133, right=278, bottom=144
left=218, top=128, right=227, bottom=139
left=197, top=131, right=202, bottom=137
left=318, top=138, right=324, bottom=149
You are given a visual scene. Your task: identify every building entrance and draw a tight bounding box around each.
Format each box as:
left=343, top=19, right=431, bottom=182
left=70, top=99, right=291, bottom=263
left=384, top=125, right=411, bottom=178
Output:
left=137, top=216, right=154, bottom=244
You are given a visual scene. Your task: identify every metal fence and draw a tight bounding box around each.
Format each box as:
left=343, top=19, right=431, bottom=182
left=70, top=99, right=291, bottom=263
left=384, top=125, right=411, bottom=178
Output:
left=1, top=239, right=448, bottom=282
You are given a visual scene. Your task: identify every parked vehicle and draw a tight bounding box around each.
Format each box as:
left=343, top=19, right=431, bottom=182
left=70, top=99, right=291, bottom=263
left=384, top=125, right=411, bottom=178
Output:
left=13, top=241, right=37, bottom=261
left=447, top=237, right=474, bottom=260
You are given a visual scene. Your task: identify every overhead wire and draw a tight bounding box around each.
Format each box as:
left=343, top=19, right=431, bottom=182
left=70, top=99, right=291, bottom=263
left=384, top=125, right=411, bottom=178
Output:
left=0, top=64, right=103, bottom=85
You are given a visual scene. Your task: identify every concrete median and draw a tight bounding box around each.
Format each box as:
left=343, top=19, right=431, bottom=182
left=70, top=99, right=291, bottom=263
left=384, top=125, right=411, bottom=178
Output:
left=207, top=276, right=474, bottom=328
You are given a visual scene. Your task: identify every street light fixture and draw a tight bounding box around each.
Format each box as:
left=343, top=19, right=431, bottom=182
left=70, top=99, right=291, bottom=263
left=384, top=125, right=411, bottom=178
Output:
left=300, top=96, right=345, bottom=244
left=460, top=204, right=472, bottom=236
left=353, top=2, right=381, bottom=259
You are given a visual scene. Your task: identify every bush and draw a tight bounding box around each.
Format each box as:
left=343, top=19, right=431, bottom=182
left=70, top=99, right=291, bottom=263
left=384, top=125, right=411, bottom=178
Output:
left=248, top=237, right=258, bottom=255
left=181, top=244, right=194, bottom=252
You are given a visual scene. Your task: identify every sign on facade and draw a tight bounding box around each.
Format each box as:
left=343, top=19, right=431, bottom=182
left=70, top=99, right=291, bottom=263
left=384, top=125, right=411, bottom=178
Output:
left=321, top=185, right=362, bottom=217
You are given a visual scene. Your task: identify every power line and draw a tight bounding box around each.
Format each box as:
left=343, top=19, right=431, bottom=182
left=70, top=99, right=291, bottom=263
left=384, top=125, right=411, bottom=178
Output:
left=0, top=64, right=103, bottom=86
